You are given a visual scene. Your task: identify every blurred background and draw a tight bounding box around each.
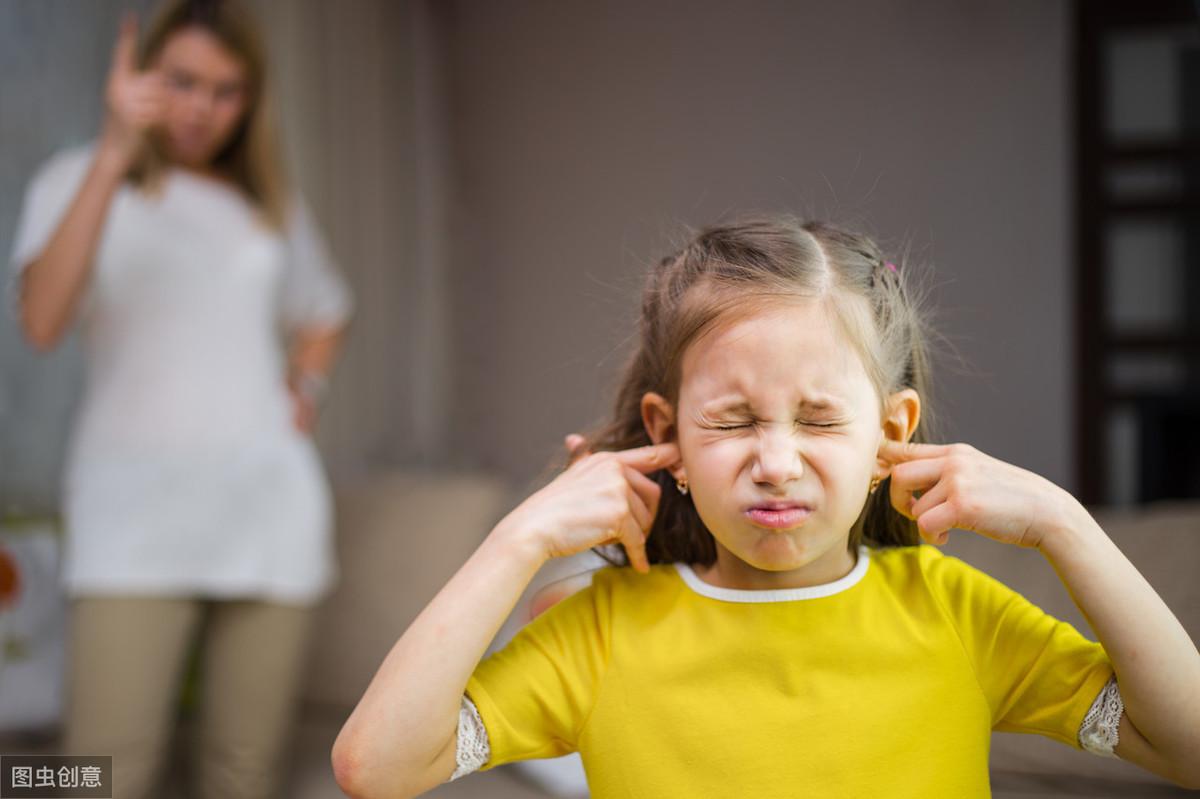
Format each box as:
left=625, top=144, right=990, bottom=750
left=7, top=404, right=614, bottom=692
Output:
left=1, top=1, right=1197, bottom=797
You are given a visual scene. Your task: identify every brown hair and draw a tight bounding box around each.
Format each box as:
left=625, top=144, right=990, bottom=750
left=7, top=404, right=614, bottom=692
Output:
left=557, top=214, right=945, bottom=568
left=127, top=0, right=290, bottom=230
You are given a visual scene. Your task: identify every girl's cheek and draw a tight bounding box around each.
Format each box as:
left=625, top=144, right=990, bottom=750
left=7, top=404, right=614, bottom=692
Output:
left=679, top=436, right=739, bottom=478
left=690, top=434, right=747, bottom=459
left=680, top=427, right=728, bottom=455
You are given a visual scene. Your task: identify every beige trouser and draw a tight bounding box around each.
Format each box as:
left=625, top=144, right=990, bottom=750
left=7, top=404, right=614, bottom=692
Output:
left=60, top=595, right=316, bottom=799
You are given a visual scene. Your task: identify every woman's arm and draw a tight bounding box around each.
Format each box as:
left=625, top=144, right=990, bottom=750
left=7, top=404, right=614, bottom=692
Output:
left=17, top=144, right=129, bottom=351
left=20, top=13, right=161, bottom=351
left=1038, top=506, right=1200, bottom=788
left=331, top=518, right=548, bottom=799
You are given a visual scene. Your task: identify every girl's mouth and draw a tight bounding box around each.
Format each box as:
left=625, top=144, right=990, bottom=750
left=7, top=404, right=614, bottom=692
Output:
left=745, top=506, right=812, bottom=530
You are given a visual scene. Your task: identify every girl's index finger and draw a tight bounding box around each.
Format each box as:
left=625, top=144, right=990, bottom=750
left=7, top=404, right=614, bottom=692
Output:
left=877, top=438, right=952, bottom=464
left=612, top=441, right=680, bottom=474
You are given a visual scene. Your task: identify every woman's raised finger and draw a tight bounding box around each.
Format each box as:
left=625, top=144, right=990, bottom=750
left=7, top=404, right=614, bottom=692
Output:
left=109, top=12, right=139, bottom=82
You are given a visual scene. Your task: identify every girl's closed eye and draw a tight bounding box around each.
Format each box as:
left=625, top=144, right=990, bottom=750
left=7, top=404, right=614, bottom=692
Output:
left=707, top=419, right=843, bottom=430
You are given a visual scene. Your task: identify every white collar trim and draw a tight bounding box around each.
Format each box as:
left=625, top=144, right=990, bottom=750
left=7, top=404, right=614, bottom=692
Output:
left=673, top=545, right=870, bottom=603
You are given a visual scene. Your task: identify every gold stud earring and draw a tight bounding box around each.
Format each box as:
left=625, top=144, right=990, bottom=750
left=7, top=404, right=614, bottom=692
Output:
left=675, top=475, right=689, bottom=495
left=869, top=475, right=881, bottom=495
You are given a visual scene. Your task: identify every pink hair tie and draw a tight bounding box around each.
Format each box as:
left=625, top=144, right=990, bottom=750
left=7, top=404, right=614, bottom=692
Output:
left=885, top=261, right=898, bottom=273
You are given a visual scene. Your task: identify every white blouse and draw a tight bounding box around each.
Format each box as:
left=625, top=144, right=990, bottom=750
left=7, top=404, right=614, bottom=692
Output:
left=7, top=142, right=354, bottom=605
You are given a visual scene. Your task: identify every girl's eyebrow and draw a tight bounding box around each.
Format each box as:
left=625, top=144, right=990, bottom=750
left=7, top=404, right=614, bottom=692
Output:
left=701, top=396, right=845, bottom=415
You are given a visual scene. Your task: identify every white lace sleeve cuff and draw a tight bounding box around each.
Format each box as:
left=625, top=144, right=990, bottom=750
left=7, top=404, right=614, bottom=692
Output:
left=1078, top=673, right=1123, bottom=757
left=448, top=694, right=491, bottom=781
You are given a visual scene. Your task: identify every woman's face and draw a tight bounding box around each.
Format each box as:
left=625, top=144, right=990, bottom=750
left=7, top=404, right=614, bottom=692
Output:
left=644, top=297, right=915, bottom=587
left=151, top=26, right=250, bottom=169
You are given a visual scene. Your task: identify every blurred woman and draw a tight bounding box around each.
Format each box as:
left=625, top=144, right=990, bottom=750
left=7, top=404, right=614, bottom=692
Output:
left=7, top=1, right=354, bottom=796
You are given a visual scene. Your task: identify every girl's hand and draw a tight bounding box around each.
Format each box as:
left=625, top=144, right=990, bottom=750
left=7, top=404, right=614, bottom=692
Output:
left=878, top=439, right=1081, bottom=550
left=100, top=12, right=166, bottom=168
left=499, top=440, right=679, bottom=573
left=564, top=432, right=590, bottom=464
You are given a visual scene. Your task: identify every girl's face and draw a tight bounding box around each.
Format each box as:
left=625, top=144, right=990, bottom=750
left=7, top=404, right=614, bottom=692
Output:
left=643, top=297, right=918, bottom=589
left=151, top=26, right=250, bottom=170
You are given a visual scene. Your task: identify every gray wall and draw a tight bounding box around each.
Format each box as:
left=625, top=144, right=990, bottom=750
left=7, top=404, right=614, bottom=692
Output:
left=444, top=0, right=1074, bottom=496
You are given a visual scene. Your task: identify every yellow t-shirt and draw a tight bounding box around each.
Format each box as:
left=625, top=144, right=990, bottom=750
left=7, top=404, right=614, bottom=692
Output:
left=465, top=543, right=1114, bottom=798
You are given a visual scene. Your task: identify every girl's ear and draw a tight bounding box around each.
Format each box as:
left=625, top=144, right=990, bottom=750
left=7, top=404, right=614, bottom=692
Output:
left=875, top=388, right=921, bottom=479
left=640, top=391, right=676, bottom=445
left=641, top=391, right=684, bottom=479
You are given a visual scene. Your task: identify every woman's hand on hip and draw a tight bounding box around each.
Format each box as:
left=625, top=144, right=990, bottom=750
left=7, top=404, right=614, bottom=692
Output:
left=287, top=385, right=318, bottom=435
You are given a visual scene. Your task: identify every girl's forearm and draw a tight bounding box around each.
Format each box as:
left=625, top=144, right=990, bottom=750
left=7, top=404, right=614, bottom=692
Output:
left=18, top=143, right=129, bottom=351
left=1037, top=503, right=1200, bottom=781
left=332, top=517, right=546, bottom=799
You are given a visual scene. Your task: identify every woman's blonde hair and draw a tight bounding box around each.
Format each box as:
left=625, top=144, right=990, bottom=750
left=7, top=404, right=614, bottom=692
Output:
left=128, top=0, right=290, bottom=231
left=561, top=214, right=945, bottom=568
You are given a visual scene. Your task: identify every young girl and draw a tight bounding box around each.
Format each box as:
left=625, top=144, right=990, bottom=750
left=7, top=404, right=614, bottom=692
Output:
left=332, top=217, right=1200, bottom=797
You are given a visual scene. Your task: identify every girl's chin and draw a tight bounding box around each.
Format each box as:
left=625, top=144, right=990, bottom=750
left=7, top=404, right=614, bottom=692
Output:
left=729, top=531, right=814, bottom=569
left=738, top=525, right=854, bottom=566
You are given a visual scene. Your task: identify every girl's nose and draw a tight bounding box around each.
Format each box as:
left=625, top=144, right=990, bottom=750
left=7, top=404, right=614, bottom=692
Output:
left=750, top=426, right=803, bottom=486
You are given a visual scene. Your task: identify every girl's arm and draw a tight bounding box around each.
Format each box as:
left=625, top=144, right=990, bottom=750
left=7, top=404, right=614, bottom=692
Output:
left=1038, top=506, right=1200, bottom=788
left=331, top=443, right=673, bottom=799
left=331, top=517, right=548, bottom=799
left=880, top=439, right=1200, bottom=788
left=18, top=143, right=129, bottom=351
